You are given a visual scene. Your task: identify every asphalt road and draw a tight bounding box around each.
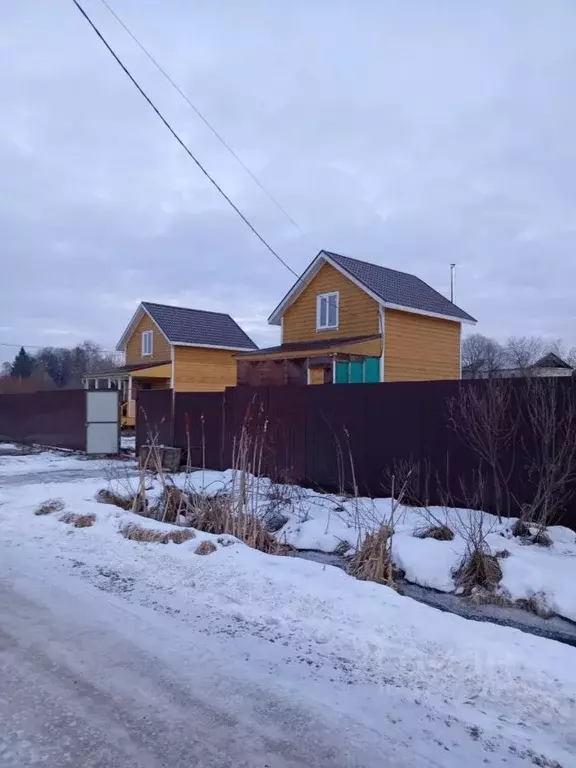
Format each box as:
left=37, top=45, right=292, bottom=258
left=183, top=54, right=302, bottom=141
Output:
left=0, top=549, right=401, bottom=768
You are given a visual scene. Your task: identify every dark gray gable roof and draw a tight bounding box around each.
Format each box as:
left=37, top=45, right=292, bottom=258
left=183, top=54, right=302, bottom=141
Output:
left=142, top=302, right=257, bottom=350
left=323, top=251, right=476, bottom=323
left=532, top=352, right=572, bottom=370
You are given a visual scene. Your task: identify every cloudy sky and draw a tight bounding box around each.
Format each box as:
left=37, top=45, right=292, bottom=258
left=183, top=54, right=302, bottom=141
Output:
left=2, top=0, right=576, bottom=363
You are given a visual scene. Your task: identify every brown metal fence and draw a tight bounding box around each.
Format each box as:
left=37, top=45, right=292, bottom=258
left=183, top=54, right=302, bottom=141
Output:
left=135, top=379, right=576, bottom=529
left=174, top=392, right=224, bottom=470
left=0, top=390, right=86, bottom=451
left=136, top=389, right=173, bottom=452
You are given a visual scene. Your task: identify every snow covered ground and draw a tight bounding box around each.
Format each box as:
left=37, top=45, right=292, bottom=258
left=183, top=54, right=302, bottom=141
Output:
left=120, top=435, right=136, bottom=452
left=0, top=450, right=576, bottom=765
left=128, top=467, right=576, bottom=624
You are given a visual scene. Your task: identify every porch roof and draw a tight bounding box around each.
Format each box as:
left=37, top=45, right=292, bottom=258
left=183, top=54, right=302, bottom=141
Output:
left=83, top=360, right=171, bottom=379
left=235, top=334, right=381, bottom=362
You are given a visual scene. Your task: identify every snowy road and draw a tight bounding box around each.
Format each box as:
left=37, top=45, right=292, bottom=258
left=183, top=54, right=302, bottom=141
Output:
left=1, top=449, right=575, bottom=767
left=0, top=548, right=396, bottom=768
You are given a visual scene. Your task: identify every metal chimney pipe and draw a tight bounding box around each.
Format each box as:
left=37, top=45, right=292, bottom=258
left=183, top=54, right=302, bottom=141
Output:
left=450, top=263, right=456, bottom=303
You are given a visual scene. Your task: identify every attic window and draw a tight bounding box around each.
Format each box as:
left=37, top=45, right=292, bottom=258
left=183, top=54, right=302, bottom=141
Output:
left=316, top=292, right=339, bottom=330
left=141, top=330, right=153, bottom=356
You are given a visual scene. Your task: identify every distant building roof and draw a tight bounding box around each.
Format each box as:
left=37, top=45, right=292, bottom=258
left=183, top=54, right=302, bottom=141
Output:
left=269, top=250, right=476, bottom=325
left=531, top=352, right=572, bottom=370
left=117, top=303, right=257, bottom=352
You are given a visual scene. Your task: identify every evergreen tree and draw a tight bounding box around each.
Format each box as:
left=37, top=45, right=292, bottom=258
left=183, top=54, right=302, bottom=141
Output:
left=10, top=347, right=35, bottom=378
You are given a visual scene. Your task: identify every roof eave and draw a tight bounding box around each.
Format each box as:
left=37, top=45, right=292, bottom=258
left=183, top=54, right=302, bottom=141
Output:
left=173, top=341, right=258, bottom=352
left=382, top=301, right=477, bottom=325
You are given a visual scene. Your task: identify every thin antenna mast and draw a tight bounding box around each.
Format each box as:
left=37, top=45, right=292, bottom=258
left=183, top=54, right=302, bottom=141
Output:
left=450, top=263, right=456, bottom=303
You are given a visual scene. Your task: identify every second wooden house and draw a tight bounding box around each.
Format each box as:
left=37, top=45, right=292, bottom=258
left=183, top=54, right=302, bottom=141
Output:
left=84, top=302, right=257, bottom=423
left=236, top=250, right=476, bottom=385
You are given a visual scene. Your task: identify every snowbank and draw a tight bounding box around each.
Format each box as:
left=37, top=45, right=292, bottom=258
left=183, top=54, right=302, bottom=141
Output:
left=126, top=468, right=576, bottom=623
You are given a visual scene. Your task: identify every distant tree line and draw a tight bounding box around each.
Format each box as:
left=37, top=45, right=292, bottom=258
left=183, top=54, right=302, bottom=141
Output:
left=462, top=334, right=576, bottom=378
left=1, top=341, right=118, bottom=389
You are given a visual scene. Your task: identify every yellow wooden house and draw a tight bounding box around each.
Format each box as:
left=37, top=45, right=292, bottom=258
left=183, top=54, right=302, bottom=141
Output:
left=236, top=250, right=476, bottom=385
left=83, top=302, right=256, bottom=423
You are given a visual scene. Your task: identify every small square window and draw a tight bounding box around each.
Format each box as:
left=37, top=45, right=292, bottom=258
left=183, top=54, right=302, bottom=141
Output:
left=316, top=292, right=339, bottom=330
left=141, top=330, right=153, bottom=356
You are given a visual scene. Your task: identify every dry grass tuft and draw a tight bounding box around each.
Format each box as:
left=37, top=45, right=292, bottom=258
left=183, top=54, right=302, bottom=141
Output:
left=415, top=524, right=454, bottom=542
left=468, top=586, right=512, bottom=608
left=35, top=498, right=64, bottom=516
left=183, top=491, right=289, bottom=555
left=121, top=522, right=195, bottom=545
left=332, top=539, right=352, bottom=556
left=194, top=540, right=217, bottom=556
left=160, top=486, right=191, bottom=524
left=59, top=512, right=96, bottom=528
left=184, top=491, right=232, bottom=534
left=348, top=526, right=395, bottom=585
left=96, top=488, right=135, bottom=511
left=516, top=592, right=554, bottom=619
left=532, top=530, right=552, bottom=547
left=170, top=528, right=196, bottom=544
left=495, top=548, right=511, bottom=559
left=453, top=549, right=502, bottom=595
left=511, top=519, right=531, bottom=538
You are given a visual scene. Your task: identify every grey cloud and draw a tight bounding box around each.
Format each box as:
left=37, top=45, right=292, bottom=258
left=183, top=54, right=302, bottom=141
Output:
left=2, top=0, right=576, bottom=364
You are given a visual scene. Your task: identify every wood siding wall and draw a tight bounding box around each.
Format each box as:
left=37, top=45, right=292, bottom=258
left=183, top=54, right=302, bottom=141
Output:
left=282, top=263, right=380, bottom=343
left=384, top=309, right=461, bottom=381
left=125, top=313, right=171, bottom=366
left=308, top=366, right=326, bottom=385
left=173, top=346, right=237, bottom=392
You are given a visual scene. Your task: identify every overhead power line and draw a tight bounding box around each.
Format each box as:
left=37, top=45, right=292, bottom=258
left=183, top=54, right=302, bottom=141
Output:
left=97, top=0, right=303, bottom=235
left=70, top=0, right=299, bottom=279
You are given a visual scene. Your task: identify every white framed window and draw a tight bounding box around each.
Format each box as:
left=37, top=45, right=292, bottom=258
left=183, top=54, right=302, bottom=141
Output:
left=141, top=330, right=153, bottom=356
left=316, top=291, right=339, bottom=330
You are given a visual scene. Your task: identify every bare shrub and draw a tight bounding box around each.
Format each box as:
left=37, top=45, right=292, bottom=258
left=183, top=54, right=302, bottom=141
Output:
left=453, top=550, right=502, bottom=595
left=450, top=377, right=576, bottom=541
left=451, top=476, right=501, bottom=595
left=60, top=512, right=96, bottom=528
left=121, top=522, right=195, bottom=545
left=96, top=488, right=134, bottom=511
left=195, top=540, right=217, bottom=556
left=35, top=498, right=64, bottom=516
left=518, top=377, right=576, bottom=536
left=415, top=524, right=454, bottom=541
left=448, top=380, right=518, bottom=521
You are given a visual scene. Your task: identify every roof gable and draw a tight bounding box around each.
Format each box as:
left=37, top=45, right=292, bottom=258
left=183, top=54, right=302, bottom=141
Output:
left=117, top=302, right=257, bottom=352
left=268, top=250, right=476, bottom=325
left=532, top=352, right=572, bottom=370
